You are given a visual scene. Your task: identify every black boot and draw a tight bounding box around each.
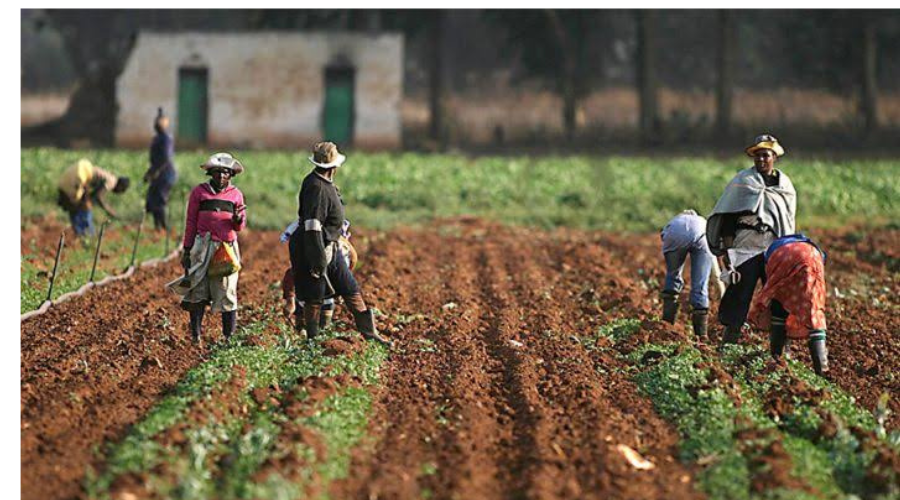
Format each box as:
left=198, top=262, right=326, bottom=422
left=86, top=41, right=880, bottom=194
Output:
left=691, top=308, right=709, bottom=340
left=294, top=302, right=307, bottom=339
left=661, top=291, right=680, bottom=324
left=189, top=308, right=205, bottom=344
left=304, top=303, right=321, bottom=341
left=222, top=310, right=237, bottom=340
left=352, top=309, right=392, bottom=347
left=720, top=324, right=742, bottom=346
left=808, top=331, right=829, bottom=376
left=769, top=319, right=789, bottom=360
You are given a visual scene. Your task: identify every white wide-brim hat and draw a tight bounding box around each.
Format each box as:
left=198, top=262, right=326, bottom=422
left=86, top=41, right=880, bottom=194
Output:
left=200, top=152, right=244, bottom=175
left=308, top=141, right=346, bottom=169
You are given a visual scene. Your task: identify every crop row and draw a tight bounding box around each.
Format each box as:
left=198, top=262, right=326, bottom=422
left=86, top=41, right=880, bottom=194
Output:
left=85, top=306, right=388, bottom=500
left=585, top=318, right=899, bottom=500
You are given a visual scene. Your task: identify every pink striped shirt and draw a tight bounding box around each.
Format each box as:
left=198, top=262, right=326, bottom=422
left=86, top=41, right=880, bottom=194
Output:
left=182, top=183, right=247, bottom=247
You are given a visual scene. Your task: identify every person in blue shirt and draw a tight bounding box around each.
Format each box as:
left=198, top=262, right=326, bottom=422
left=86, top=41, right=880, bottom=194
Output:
left=144, top=108, right=178, bottom=230
left=660, top=210, right=714, bottom=339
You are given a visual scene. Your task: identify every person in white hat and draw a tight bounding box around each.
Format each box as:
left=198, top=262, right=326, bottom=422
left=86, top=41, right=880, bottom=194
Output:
left=169, top=152, right=247, bottom=345
left=287, top=142, right=391, bottom=347
left=706, top=134, right=797, bottom=346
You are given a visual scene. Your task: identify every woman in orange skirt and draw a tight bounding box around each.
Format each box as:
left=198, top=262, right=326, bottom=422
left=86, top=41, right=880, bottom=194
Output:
left=748, top=234, right=828, bottom=376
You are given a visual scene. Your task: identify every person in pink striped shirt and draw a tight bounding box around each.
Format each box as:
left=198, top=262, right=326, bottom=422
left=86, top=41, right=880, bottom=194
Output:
left=176, top=153, right=247, bottom=344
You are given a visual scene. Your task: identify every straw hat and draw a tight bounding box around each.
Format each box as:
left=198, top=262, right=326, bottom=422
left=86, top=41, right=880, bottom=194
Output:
left=200, top=152, right=244, bottom=175
left=745, top=134, right=785, bottom=158
left=308, top=142, right=346, bottom=169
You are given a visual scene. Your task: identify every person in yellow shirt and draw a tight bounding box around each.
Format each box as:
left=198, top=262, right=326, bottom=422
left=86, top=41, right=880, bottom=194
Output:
left=56, top=159, right=130, bottom=236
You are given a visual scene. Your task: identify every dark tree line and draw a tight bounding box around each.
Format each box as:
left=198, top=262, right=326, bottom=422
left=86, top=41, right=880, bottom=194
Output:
left=22, top=9, right=900, bottom=147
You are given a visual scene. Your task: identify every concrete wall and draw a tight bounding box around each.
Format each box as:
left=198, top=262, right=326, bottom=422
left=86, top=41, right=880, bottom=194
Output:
left=116, top=32, right=403, bottom=149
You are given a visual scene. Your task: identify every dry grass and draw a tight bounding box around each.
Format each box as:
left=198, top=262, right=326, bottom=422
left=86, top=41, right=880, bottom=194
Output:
left=21, top=92, right=71, bottom=127
left=403, top=86, right=900, bottom=144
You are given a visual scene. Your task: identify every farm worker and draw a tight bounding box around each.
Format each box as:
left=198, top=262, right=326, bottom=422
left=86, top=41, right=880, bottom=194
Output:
left=659, top=210, right=714, bottom=339
left=288, top=141, right=391, bottom=346
left=706, top=134, right=797, bottom=346
left=170, top=153, right=247, bottom=344
left=748, top=234, right=829, bottom=376
left=143, top=107, right=178, bottom=231
left=280, top=219, right=358, bottom=333
left=56, top=158, right=131, bottom=236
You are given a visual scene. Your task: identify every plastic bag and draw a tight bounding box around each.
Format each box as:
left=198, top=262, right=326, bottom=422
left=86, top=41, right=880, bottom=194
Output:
left=207, top=242, right=241, bottom=278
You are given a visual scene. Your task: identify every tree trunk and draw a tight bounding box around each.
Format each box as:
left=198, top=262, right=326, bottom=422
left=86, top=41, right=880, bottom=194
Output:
left=861, top=19, right=878, bottom=135
left=428, top=11, right=445, bottom=148
left=636, top=10, right=660, bottom=145
left=546, top=10, right=578, bottom=141
left=716, top=10, right=736, bottom=137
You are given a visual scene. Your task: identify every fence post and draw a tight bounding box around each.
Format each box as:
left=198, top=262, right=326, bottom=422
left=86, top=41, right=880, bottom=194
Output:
left=164, top=207, right=170, bottom=257
left=89, top=221, right=109, bottom=283
left=130, top=211, right=146, bottom=268
left=45, top=231, right=66, bottom=303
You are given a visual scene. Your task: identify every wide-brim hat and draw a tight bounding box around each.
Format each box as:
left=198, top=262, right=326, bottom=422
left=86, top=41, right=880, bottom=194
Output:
left=745, top=134, right=785, bottom=158
left=200, top=152, right=244, bottom=175
left=308, top=141, right=346, bottom=169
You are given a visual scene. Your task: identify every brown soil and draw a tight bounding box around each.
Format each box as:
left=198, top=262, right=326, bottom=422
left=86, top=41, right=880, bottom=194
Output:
left=338, top=220, right=702, bottom=499
left=22, top=219, right=897, bottom=500
left=586, top=227, right=900, bottom=431
left=20, top=227, right=286, bottom=500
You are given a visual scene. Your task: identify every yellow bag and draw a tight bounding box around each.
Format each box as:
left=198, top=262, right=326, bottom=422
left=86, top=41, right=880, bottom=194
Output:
left=207, top=242, right=242, bottom=278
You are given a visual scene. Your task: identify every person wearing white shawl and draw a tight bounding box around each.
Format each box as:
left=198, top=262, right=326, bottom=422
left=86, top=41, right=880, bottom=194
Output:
left=706, top=134, right=797, bottom=346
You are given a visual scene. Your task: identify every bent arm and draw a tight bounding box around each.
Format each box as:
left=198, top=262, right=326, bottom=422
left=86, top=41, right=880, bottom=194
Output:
left=182, top=189, right=200, bottom=248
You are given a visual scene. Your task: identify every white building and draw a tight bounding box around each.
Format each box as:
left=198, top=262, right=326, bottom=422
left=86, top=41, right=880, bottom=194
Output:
left=116, top=32, right=404, bottom=149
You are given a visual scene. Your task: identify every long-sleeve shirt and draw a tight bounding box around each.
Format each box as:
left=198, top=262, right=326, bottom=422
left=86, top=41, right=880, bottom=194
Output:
left=182, top=183, right=246, bottom=248
left=660, top=211, right=707, bottom=254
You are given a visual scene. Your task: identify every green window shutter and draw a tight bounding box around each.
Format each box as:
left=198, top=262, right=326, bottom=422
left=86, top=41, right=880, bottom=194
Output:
left=177, top=68, right=208, bottom=145
left=323, top=67, right=355, bottom=145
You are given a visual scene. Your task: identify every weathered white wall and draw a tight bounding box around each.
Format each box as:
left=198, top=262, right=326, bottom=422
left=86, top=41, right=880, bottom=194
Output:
left=116, top=32, right=403, bottom=149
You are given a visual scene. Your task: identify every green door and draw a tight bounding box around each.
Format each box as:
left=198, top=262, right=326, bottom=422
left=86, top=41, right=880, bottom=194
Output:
left=323, top=67, right=355, bottom=145
left=177, top=68, right=208, bottom=145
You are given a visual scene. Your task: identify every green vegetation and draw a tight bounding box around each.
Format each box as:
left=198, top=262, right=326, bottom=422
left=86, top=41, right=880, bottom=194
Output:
left=21, top=224, right=175, bottom=313
left=85, top=311, right=388, bottom=500
left=596, top=320, right=898, bottom=500
left=21, top=148, right=900, bottom=233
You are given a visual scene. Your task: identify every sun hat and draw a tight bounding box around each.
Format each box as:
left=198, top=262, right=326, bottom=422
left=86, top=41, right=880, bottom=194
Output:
left=308, top=142, right=346, bottom=169
left=200, top=152, right=244, bottom=175
left=745, top=134, right=785, bottom=158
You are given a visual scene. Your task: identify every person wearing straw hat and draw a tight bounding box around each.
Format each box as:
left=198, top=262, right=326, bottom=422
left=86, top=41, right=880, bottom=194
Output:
left=56, top=158, right=131, bottom=237
left=706, top=134, right=797, bottom=347
left=169, top=152, right=247, bottom=344
left=143, top=107, right=178, bottom=231
left=288, top=141, right=391, bottom=347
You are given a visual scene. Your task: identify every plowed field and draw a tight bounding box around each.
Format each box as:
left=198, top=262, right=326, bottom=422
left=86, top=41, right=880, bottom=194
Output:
left=21, top=220, right=898, bottom=500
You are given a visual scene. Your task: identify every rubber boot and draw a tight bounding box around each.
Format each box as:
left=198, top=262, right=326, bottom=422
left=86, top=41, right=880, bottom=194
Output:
left=222, top=310, right=237, bottom=340
left=189, top=308, right=205, bottom=344
left=808, top=331, right=829, bottom=376
left=661, top=291, right=680, bottom=324
left=304, top=303, right=322, bottom=341
left=351, top=309, right=392, bottom=347
left=769, top=319, right=789, bottom=360
left=320, top=301, right=335, bottom=329
left=293, top=302, right=307, bottom=340
left=691, top=308, right=709, bottom=341
left=720, top=324, right=742, bottom=346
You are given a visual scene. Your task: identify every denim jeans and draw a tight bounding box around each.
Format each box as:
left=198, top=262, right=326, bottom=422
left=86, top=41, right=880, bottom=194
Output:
left=69, top=209, right=95, bottom=237
left=663, top=237, right=713, bottom=309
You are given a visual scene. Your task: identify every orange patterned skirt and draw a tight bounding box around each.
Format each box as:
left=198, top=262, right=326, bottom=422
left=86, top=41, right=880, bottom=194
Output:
left=749, top=242, right=827, bottom=339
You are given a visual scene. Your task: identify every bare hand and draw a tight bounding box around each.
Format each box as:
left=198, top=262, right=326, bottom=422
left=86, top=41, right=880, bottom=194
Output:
left=283, top=300, right=295, bottom=319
